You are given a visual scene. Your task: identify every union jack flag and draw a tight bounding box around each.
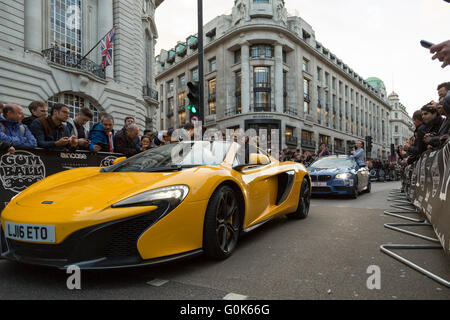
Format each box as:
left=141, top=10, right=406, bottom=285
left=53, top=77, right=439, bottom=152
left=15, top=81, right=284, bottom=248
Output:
left=101, top=28, right=115, bottom=69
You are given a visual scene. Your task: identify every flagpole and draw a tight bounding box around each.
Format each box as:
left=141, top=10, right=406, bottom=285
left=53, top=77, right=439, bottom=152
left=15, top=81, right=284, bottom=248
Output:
left=75, top=27, right=115, bottom=68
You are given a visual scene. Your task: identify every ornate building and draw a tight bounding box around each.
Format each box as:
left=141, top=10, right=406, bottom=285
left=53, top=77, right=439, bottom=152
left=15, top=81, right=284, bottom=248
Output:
left=155, top=0, right=392, bottom=159
left=388, top=92, right=414, bottom=147
left=0, top=0, right=163, bottom=131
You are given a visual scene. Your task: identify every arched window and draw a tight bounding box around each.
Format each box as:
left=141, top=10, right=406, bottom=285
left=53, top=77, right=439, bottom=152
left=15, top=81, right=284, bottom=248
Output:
left=47, top=93, right=101, bottom=130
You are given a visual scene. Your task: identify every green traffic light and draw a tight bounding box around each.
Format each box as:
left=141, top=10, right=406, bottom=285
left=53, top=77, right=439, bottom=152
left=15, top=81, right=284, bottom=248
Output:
left=188, top=104, right=197, bottom=114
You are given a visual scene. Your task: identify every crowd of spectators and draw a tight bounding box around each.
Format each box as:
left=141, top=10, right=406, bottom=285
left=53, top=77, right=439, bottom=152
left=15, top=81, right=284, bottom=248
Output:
left=0, top=100, right=197, bottom=158
left=396, top=82, right=450, bottom=166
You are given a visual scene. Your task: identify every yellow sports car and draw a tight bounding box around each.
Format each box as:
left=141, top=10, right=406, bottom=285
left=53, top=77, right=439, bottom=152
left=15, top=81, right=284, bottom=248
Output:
left=0, top=141, right=311, bottom=269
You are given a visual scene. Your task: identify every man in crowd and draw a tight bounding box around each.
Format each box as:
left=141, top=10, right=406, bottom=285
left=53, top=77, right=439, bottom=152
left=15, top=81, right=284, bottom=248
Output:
left=427, top=93, right=450, bottom=149
left=88, top=114, right=115, bottom=152
left=30, top=103, right=78, bottom=150
left=318, top=143, right=330, bottom=158
left=437, top=82, right=450, bottom=103
left=422, top=103, right=444, bottom=148
left=113, top=124, right=140, bottom=157
left=0, top=103, right=37, bottom=149
left=66, top=107, right=92, bottom=150
left=22, top=101, right=48, bottom=128
left=0, top=101, right=4, bottom=114
left=115, top=116, right=141, bottom=153
left=404, top=110, right=426, bottom=164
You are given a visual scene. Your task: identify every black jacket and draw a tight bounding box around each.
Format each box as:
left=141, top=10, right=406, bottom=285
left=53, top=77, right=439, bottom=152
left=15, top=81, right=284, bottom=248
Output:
left=113, top=131, right=139, bottom=157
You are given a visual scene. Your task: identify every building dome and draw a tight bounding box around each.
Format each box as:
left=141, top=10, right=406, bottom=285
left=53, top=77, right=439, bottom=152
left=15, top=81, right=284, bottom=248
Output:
left=366, top=77, right=386, bottom=91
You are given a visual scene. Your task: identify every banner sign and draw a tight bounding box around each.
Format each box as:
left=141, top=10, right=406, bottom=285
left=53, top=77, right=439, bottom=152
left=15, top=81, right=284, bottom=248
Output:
left=404, top=141, right=450, bottom=254
left=0, top=148, right=123, bottom=212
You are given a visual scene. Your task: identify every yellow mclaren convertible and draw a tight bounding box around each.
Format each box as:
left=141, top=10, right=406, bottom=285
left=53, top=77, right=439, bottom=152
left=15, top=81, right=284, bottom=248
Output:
left=0, top=141, right=311, bottom=269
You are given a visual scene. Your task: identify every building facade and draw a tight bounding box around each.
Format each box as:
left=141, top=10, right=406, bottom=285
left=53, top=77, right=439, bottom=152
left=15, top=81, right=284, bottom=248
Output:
left=0, top=0, right=163, bottom=132
left=388, top=92, right=414, bottom=147
left=155, top=0, right=392, bottom=159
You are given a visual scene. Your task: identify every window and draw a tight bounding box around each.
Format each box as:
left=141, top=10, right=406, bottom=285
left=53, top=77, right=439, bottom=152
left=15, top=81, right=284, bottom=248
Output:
left=167, top=80, right=174, bottom=93
left=395, top=125, right=398, bottom=133
left=178, top=74, right=186, bottom=88
left=208, top=78, right=216, bottom=115
left=250, top=45, right=274, bottom=59
left=167, top=97, right=175, bottom=128
left=191, top=68, right=198, bottom=82
left=332, top=77, right=336, bottom=90
left=304, top=79, right=311, bottom=115
left=317, top=67, right=322, bottom=81
left=50, top=0, right=82, bottom=55
left=235, top=71, right=242, bottom=114
left=177, top=92, right=185, bottom=108
left=302, top=58, right=309, bottom=72
left=253, top=67, right=271, bottom=111
left=234, top=49, right=241, bottom=64
left=254, top=0, right=269, bottom=3
left=209, top=58, right=216, bottom=72
left=47, top=93, right=100, bottom=130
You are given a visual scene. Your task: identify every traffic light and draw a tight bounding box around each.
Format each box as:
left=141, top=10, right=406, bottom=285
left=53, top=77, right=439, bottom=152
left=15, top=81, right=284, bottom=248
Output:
left=187, top=81, right=199, bottom=116
left=365, top=136, right=373, bottom=152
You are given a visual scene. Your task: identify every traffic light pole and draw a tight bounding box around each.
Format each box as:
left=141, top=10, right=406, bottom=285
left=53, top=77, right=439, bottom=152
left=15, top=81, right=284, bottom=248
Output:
left=197, top=0, right=205, bottom=125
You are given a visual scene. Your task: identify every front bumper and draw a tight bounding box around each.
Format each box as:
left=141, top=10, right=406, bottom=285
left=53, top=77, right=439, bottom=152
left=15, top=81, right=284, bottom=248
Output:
left=310, top=175, right=354, bottom=195
left=0, top=205, right=196, bottom=269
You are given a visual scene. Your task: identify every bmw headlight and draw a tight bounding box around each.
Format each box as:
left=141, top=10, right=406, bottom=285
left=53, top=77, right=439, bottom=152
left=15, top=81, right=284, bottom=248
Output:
left=335, top=173, right=353, bottom=180
left=112, top=185, right=189, bottom=208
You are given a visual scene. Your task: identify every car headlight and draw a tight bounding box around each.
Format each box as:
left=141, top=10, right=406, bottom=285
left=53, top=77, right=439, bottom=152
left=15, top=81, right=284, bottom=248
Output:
left=112, top=185, right=189, bottom=208
left=335, top=173, right=353, bottom=180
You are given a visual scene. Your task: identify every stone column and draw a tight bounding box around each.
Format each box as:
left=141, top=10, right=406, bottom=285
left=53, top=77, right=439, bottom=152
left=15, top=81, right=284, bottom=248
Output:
left=98, top=0, right=114, bottom=79
left=24, top=0, right=43, bottom=53
left=274, top=43, right=283, bottom=113
left=241, top=42, right=250, bottom=113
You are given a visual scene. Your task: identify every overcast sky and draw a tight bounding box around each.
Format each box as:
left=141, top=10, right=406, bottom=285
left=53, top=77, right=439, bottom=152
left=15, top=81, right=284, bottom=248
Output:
left=155, top=0, right=449, bottom=116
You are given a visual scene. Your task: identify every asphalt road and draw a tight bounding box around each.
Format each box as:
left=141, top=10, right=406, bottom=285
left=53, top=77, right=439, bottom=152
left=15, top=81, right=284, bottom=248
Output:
left=0, top=181, right=449, bottom=300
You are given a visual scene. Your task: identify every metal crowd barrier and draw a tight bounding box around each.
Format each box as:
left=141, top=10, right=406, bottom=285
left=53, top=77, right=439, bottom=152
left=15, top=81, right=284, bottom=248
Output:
left=0, top=148, right=124, bottom=212
left=380, top=141, right=450, bottom=287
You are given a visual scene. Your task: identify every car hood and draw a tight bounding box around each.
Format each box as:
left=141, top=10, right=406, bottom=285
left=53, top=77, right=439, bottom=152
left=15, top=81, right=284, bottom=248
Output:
left=14, top=167, right=208, bottom=210
left=307, top=167, right=354, bottom=175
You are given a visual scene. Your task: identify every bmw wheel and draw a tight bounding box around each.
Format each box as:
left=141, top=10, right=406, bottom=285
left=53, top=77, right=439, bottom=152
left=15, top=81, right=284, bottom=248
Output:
left=287, top=178, right=310, bottom=220
left=203, top=185, right=242, bottom=260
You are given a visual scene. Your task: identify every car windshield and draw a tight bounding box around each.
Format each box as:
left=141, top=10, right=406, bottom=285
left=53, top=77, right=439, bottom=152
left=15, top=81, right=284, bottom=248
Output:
left=104, top=141, right=233, bottom=173
left=309, top=157, right=355, bottom=169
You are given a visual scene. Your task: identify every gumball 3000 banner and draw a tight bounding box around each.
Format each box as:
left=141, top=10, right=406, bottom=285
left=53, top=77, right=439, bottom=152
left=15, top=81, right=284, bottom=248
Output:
left=0, top=148, right=123, bottom=212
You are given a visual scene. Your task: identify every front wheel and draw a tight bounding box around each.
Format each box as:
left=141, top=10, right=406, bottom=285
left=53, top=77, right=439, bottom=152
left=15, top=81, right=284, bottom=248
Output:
left=287, top=178, right=310, bottom=220
left=203, top=185, right=242, bottom=260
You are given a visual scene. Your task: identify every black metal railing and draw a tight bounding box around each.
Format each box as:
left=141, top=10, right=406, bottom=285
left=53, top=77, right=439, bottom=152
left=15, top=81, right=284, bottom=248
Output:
left=301, top=139, right=316, bottom=149
left=225, top=107, right=242, bottom=116
left=143, top=85, right=159, bottom=101
left=252, top=104, right=275, bottom=112
left=42, top=47, right=105, bottom=79
left=285, top=136, right=298, bottom=146
left=283, top=107, right=298, bottom=116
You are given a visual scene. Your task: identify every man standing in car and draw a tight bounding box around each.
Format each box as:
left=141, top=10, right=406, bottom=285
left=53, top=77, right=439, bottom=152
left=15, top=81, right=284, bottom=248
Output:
left=352, top=140, right=365, bottom=166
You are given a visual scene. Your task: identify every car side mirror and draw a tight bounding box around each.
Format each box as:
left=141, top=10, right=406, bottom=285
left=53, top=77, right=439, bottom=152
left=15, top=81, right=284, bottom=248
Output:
left=112, top=157, right=127, bottom=165
left=249, top=153, right=270, bottom=165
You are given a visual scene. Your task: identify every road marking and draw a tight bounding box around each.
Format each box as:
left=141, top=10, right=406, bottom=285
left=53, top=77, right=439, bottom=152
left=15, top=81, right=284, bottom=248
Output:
left=147, top=279, right=169, bottom=287
left=223, top=293, right=248, bottom=300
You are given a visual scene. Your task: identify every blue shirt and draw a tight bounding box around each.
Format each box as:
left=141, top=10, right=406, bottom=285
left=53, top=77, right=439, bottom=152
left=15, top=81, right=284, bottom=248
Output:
left=352, top=148, right=365, bottom=166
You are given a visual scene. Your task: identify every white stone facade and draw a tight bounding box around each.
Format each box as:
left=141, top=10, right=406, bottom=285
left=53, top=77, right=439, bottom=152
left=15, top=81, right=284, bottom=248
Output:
left=0, top=0, right=163, bottom=132
left=155, top=0, right=393, bottom=159
left=388, top=92, right=414, bottom=147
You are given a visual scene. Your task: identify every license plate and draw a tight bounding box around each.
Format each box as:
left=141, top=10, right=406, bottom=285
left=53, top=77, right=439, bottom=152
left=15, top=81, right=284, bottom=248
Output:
left=4, top=222, right=56, bottom=243
left=312, top=182, right=328, bottom=187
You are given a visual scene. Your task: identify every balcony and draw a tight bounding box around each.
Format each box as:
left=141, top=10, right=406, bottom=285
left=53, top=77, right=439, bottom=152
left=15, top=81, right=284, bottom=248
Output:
left=225, top=107, right=242, bottom=117
left=252, top=104, right=275, bottom=112
left=285, top=136, right=298, bottom=147
left=301, top=138, right=316, bottom=149
left=143, top=85, right=159, bottom=102
left=283, top=107, right=298, bottom=116
left=42, top=47, right=105, bottom=79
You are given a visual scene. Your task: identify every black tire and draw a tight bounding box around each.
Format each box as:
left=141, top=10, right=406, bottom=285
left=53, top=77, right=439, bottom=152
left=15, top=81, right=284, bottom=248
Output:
left=287, top=178, right=311, bottom=220
left=350, top=178, right=358, bottom=199
left=203, top=185, right=242, bottom=260
left=365, top=181, right=372, bottom=193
